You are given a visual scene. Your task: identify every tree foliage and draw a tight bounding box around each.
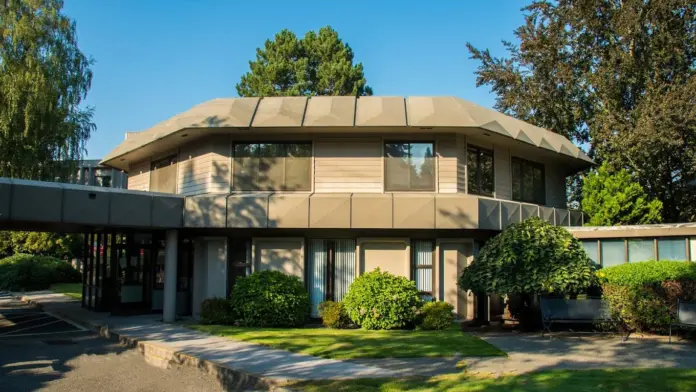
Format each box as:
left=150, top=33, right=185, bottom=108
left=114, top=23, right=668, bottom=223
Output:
left=467, top=0, right=696, bottom=222
left=459, top=217, right=597, bottom=295
left=582, top=164, right=662, bottom=226
left=236, top=26, right=372, bottom=97
left=0, top=0, right=95, bottom=180
left=0, top=231, right=82, bottom=259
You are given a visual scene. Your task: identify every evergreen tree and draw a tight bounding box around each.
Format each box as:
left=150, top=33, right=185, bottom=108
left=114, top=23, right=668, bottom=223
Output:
left=237, top=26, right=372, bottom=97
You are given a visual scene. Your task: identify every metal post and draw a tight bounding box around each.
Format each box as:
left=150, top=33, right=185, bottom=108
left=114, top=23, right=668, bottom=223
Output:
left=163, top=230, right=178, bottom=322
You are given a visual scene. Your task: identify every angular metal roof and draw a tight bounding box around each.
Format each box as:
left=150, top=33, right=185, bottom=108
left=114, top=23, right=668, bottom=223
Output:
left=101, top=96, right=593, bottom=169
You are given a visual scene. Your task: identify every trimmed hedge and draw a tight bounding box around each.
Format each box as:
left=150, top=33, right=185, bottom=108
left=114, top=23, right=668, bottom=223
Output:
left=417, top=301, right=455, bottom=330
left=200, top=297, right=234, bottom=325
left=0, top=254, right=81, bottom=291
left=229, top=270, right=310, bottom=327
left=318, top=300, right=352, bottom=329
left=600, top=261, right=696, bottom=333
left=343, top=269, right=422, bottom=330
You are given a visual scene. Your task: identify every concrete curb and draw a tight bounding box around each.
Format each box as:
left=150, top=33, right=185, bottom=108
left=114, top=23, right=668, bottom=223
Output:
left=19, top=295, right=294, bottom=392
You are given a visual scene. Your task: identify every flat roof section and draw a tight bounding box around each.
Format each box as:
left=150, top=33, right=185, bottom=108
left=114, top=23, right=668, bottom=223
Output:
left=569, top=223, right=696, bottom=239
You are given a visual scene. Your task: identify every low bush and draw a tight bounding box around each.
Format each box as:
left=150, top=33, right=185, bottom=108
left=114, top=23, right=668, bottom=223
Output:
left=200, top=297, right=234, bottom=325
left=343, top=269, right=422, bottom=330
left=417, top=301, right=455, bottom=330
left=600, top=261, right=696, bottom=333
left=318, top=300, right=352, bottom=329
left=229, top=270, right=310, bottom=327
left=0, top=254, right=81, bottom=291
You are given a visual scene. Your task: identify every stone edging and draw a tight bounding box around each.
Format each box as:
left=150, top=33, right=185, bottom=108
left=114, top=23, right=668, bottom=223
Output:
left=19, top=296, right=295, bottom=392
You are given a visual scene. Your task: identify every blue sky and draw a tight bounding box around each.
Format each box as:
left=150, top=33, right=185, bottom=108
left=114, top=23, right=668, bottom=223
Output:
left=63, top=0, right=528, bottom=159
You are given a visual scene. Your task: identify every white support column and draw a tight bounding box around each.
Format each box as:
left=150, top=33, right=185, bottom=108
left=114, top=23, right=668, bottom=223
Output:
left=163, top=229, right=178, bottom=323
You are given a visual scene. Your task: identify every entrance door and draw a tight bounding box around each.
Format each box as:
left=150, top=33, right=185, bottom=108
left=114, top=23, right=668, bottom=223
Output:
left=307, top=239, right=356, bottom=317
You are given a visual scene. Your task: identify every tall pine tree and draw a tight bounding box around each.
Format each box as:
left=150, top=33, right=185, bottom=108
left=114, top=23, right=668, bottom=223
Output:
left=237, top=26, right=372, bottom=97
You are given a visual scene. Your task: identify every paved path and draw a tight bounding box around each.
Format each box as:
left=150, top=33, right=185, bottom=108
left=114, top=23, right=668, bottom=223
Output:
left=0, top=297, right=224, bottom=392
left=19, top=291, right=395, bottom=383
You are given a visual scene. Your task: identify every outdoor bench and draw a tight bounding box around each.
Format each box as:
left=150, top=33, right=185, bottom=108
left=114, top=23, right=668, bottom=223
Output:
left=669, top=298, right=696, bottom=343
left=540, top=297, right=619, bottom=338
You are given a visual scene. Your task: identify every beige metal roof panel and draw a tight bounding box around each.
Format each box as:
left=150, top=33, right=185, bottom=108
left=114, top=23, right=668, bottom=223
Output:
left=406, top=96, right=475, bottom=127
left=303, top=96, right=356, bottom=127
left=355, top=96, right=406, bottom=127
left=251, top=97, right=308, bottom=127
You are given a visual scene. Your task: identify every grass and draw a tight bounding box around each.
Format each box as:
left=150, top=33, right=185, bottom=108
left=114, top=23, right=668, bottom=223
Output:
left=49, top=283, right=82, bottom=300
left=188, top=323, right=504, bottom=359
left=288, top=368, right=696, bottom=392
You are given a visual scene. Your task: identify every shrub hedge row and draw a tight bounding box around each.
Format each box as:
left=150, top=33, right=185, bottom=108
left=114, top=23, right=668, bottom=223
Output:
left=0, top=253, right=81, bottom=291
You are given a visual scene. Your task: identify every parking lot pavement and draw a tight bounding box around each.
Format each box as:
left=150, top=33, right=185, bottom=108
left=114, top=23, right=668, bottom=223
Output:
left=0, top=298, right=225, bottom=392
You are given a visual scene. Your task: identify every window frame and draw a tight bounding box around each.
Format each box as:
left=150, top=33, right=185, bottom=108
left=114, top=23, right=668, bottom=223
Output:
left=511, top=156, right=546, bottom=205
left=384, top=141, right=436, bottom=192
left=232, top=141, right=312, bottom=192
left=149, top=154, right=178, bottom=193
left=466, top=145, right=495, bottom=197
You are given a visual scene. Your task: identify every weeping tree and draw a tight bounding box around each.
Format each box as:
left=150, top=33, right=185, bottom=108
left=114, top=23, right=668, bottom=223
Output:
left=459, top=218, right=597, bottom=328
left=0, top=0, right=95, bottom=181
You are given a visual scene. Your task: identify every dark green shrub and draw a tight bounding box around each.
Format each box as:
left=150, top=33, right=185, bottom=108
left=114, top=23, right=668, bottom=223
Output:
left=200, top=297, right=234, bottom=325
left=318, top=300, right=351, bottom=329
left=0, top=254, right=81, bottom=291
left=600, top=261, right=696, bottom=333
left=343, top=269, right=422, bottom=330
left=229, top=270, right=310, bottom=327
left=459, top=218, right=597, bottom=330
left=417, top=301, right=455, bottom=330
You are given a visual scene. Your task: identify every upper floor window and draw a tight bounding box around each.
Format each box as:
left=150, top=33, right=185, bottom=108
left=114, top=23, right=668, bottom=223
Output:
left=233, top=142, right=311, bottom=191
left=150, top=155, right=177, bottom=193
left=511, top=157, right=545, bottom=205
left=467, top=145, right=494, bottom=196
left=384, top=142, right=435, bottom=191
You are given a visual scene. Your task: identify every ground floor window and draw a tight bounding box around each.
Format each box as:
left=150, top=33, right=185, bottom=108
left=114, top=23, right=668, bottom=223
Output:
left=308, top=239, right=356, bottom=317
left=412, top=240, right=434, bottom=302
left=228, top=239, right=252, bottom=293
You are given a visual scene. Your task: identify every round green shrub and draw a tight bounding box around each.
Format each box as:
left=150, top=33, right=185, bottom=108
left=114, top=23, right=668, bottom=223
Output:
left=599, top=261, right=696, bottom=333
left=229, top=270, right=310, bottom=327
left=343, top=269, right=422, bottom=330
left=200, top=297, right=234, bottom=325
left=417, top=301, right=455, bottom=330
left=318, top=300, right=351, bottom=329
left=0, top=254, right=81, bottom=291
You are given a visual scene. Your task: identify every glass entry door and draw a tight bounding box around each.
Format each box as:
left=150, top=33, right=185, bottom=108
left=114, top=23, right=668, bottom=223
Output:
left=307, top=239, right=356, bottom=317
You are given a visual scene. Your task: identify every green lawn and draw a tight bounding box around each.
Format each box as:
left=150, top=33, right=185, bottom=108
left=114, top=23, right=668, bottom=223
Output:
left=49, top=283, right=82, bottom=300
left=188, top=323, right=504, bottom=359
left=288, top=368, right=696, bottom=392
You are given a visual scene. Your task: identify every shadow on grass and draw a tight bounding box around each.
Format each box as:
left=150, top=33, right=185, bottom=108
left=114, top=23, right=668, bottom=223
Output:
left=187, top=323, right=505, bottom=359
left=289, top=368, right=696, bottom=392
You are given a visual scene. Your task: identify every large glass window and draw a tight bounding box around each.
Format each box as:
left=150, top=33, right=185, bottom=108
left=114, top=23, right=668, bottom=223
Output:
left=385, top=142, right=435, bottom=191
left=628, top=239, right=655, bottom=263
left=511, top=157, right=545, bottom=205
left=412, top=240, right=434, bottom=302
left=233, top=142, right=311, bottom=191
left=467, top=146, right=494, bottom=196
left=601, top=239, right=626, bottom=267
left=581, top=240, right=599, bottom=265
left=658, top=238, right=687, bottom=260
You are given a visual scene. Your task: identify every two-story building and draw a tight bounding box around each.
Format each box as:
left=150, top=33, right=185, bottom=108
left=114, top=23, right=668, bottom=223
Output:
left=95, top=96, right=592, bottom=319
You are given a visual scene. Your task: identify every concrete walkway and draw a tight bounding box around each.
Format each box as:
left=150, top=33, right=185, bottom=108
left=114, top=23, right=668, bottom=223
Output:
left=17, top=292, right=395, bottom=385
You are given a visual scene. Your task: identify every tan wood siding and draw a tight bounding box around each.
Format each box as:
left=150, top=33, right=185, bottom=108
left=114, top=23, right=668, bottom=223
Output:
left=314, top=138, right=383, bottom=193
left=456, top=135, right=467, bottom=193
left=546, top=164, right=567, bottom=208
left=437, top=138, right=457, bottom=193
left=209, top=136, right=231, bottom=193
left=178, top=142, right=212, bottom=196
left=494, top=146, right=511, bottom=200
left=127, top=159, right=150, bottom=191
